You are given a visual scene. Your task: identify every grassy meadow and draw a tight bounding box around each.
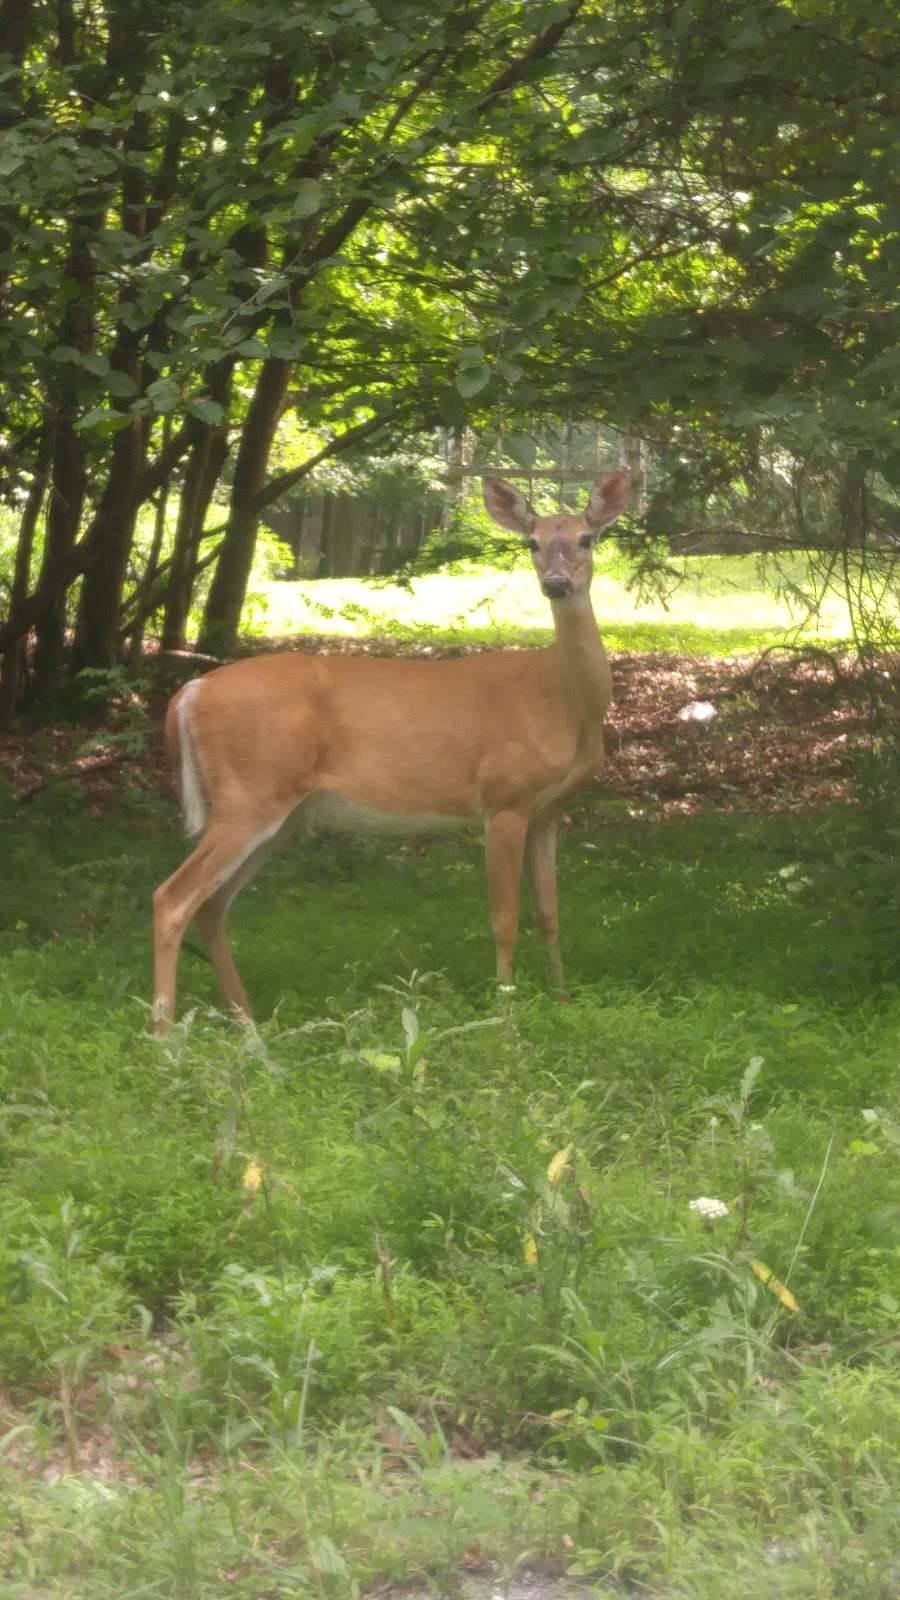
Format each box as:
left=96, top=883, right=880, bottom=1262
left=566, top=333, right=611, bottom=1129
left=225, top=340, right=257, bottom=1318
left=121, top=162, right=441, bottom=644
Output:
left=1, top=556, right=899, bottom=1598
left=247, top=546, right=855, bottom=657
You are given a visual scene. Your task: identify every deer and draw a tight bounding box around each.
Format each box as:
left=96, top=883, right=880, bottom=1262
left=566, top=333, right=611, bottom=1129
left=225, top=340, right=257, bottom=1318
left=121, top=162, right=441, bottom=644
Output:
left=151, top=469, right=629, bottom=1031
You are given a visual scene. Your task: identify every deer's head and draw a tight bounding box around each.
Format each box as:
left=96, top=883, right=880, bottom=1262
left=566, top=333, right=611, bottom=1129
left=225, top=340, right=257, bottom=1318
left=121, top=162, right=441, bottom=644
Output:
left=482, top=470, right=630, bottom=603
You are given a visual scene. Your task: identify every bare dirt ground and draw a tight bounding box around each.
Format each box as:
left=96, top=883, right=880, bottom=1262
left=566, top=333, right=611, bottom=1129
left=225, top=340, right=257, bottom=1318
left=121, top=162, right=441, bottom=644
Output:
left=0, top=643, right=887, bottom=821
left=601, top=647, right=874, bottom=818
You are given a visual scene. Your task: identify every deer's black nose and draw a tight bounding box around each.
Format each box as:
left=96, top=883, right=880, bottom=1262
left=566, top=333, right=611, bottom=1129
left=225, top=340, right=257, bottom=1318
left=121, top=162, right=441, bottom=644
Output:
left=542, top=575, right=573, bottom=599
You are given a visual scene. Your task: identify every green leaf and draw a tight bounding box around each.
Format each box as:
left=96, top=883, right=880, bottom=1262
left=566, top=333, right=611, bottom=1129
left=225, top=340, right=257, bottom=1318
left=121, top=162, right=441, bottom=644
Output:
left=455, top=361, right=490, bottom=398
left=700, top=55, right=748, bottom=86
left=254, top=276, right=289, bottom=305
left=401, top=1006, right=419, bottom=1060
left=438, top=386, right=467, bottom=427
left=75, top=408, right=133, bottom=435
left=188, top=397, right=225, bottom=426
left=106, top=369, right=137, bottom=397
left=740, top=1056, right=764, bottom=1104
left=730, top=24, right=764, bottom=48
left=774, top=283, right=836, bottom=313
left=147, top=377, right=181, bottom=414
left=878, top=456, right=900, bottom=489
left=265, top=329, right=307, bottom=359
left=504, top=433, right=537, bottom=469
left=291, top=179, right=323, bottom=218
left=359, top=1049, right=402, bottom=1074
left=308, top=1536, right=348, bottom=1579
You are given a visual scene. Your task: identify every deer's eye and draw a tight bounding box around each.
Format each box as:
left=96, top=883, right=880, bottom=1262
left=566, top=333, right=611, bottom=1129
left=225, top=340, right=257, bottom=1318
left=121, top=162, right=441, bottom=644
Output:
left=526, top=537, right=539, bottom=553
left=578, top=533, right=594, bottom=549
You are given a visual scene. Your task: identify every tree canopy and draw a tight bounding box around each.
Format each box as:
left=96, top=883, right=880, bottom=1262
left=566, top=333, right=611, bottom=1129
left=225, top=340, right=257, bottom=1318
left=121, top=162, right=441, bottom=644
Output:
left=1, top=0, right=897, bottom=716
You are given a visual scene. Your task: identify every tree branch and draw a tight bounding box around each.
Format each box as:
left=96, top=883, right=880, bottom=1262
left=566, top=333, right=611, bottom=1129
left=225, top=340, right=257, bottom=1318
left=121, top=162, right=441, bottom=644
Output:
left=249, top=410, right=395, bottom=515
left=301, top=0, right=586, bottom=276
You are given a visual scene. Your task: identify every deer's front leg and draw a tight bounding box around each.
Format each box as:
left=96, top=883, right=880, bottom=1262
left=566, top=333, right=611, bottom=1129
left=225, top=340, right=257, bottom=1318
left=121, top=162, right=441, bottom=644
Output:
left=526, top=809, right=567, bottom=999
left=485, top=810, right=528, bottom=985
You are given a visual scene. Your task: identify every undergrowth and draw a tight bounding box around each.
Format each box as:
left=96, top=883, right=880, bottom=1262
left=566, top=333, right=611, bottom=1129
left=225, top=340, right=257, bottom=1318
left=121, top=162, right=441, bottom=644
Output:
left=0, top=782, right=898, bottom=1597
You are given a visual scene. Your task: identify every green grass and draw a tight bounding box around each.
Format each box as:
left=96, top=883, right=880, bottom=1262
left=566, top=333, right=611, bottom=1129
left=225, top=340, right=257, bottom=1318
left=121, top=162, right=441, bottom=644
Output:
left=246, top=549, right=854, bottom=657
left=1, top=771, right=899, bottom=1597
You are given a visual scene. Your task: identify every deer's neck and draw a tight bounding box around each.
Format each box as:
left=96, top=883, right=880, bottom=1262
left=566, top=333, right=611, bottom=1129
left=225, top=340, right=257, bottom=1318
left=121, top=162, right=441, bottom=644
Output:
left=550, top=593, right=612, bottom=732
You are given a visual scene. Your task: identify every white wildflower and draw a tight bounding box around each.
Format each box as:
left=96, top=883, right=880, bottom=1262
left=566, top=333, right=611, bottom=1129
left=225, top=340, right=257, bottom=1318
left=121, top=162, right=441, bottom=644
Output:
left=689, top=1196, right=729, bottom=1221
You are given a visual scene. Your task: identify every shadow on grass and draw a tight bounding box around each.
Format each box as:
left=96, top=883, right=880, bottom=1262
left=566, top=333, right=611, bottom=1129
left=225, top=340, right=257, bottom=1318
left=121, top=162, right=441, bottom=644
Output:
left=0, top=795, right=889, bottom=1023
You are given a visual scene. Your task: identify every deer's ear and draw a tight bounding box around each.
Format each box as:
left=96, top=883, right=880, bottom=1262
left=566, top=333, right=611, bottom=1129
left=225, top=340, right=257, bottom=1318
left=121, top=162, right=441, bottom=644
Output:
left=584, top=470, right=630, bottom=531
left=482, top=476, right=536, bottom=535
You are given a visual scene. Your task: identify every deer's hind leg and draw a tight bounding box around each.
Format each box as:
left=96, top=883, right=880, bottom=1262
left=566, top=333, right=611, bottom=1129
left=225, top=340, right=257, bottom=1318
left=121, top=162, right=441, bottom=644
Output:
left=152, top=807, right=287, bottom=1033
left=192, top=822, right=288, bottom=1023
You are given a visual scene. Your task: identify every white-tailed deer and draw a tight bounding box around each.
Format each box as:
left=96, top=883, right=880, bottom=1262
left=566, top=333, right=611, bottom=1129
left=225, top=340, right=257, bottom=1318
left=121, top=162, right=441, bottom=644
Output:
left=152, top=470, right=629, bottom=1030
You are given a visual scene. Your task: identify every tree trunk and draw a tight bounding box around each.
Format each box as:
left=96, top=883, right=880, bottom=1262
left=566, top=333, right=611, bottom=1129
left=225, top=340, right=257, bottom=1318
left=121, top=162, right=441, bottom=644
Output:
left=29, top=0, right=96, bottom=696
left=0, top=444, right=49, bottom=730
left=198, top=356, right=291, bottom=656
left=127, top=419, right=172, bottom=661
left=31, top=412, right=87, bottom=696
left=70, top=99, right=151, bottom=674
left=0, top=0, right=29, bottom=314
left=70, top=409, right=145, bottom=673
left=161, top=426, right=229, bottom=651
left=161, top=362, right=233, bottom=651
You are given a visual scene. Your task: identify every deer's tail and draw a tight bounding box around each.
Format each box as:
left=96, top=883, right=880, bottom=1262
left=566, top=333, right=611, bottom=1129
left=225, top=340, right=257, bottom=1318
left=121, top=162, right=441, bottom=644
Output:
left=167, top=678, right=208, bottom=838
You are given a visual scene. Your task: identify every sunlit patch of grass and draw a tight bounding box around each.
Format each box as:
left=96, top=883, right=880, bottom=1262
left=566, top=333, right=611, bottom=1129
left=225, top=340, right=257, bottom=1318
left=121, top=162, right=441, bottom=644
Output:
left=247, top=550, right=853, bottom=656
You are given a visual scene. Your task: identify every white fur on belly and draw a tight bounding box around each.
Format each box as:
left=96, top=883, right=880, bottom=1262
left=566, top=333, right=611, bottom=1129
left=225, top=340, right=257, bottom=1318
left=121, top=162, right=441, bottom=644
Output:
left=298, top=790, right=472, bottom=838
